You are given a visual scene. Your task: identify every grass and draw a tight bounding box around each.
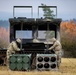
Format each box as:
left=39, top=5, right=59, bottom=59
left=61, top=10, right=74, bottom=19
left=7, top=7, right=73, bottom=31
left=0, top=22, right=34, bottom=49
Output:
left=0, top=58, right=76, bottom=75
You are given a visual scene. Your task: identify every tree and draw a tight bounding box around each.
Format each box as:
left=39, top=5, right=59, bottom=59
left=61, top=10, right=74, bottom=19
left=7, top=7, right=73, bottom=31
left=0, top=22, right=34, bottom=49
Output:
left=41, top=3, right=55, bottom=19
left=60, top=20, right=76, bottom=57
left=0, top=27, right=9, bottom=48
left=41, top=3, right=55, bottom=40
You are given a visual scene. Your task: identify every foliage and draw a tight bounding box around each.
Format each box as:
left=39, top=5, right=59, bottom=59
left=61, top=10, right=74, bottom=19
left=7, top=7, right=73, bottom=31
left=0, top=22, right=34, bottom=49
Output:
left=45, top=31, right=55, bottom=39
left=0, top=27, right=9, bottom=48
left=41, top=3, right=55, bottom=19
left=61, top=20, right=76, bottom=57
left=41, top=3, right=55, bottom=40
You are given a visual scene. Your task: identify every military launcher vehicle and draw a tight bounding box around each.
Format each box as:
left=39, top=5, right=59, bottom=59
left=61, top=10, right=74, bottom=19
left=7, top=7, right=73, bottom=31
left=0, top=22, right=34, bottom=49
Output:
left=0, top=6, right=62, bottom=71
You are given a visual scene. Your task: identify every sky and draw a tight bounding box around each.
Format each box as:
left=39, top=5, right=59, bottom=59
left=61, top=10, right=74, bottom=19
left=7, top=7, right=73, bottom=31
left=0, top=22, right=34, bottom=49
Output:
left=0, top=0, right=76, bottom=20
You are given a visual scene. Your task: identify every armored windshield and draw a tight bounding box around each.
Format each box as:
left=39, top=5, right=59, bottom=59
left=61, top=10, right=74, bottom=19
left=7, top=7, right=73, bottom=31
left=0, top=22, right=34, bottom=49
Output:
left=9, top=18, right=61, bottom=43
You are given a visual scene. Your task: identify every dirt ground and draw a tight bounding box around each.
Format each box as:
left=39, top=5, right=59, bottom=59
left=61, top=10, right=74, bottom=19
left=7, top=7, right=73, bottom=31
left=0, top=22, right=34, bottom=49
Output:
left=0, top=58, right=76, bottom=75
